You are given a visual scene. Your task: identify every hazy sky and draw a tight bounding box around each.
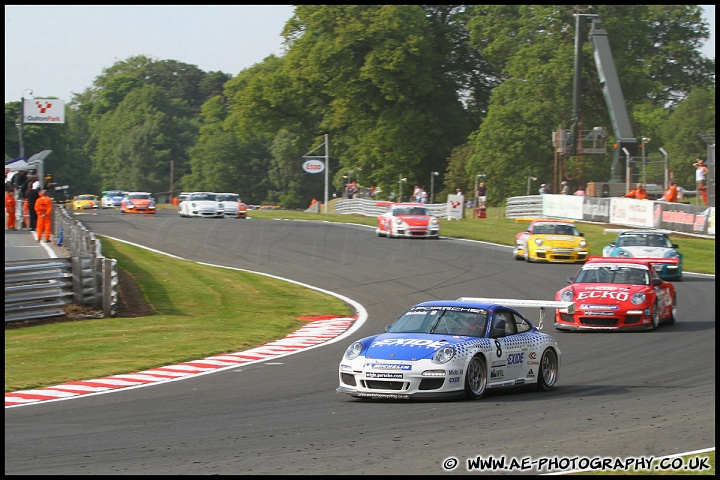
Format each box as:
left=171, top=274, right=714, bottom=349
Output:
left=4, top=5, right=715, bottom=104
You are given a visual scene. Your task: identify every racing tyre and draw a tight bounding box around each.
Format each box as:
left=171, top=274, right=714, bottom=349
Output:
left=650, top=301, right=660, bottom=330
left=464, top=355, right=488, bottom=400
left=536, top=348, right=558, bottom=391
left=666, top=294, right=677, bottom=326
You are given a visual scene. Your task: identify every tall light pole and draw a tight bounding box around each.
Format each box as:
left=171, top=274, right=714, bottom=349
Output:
left=302, top=133, right=330, bottom=213
left=18, top=89, right=33, bottom=158
left=399, top=175, right=407, bottom=202
left=641, top=136, right=650, bottom=186
left=659, top=147, right=668, bottom=189
left=324, top=134, right=329, bottom=213
left=430, top=171, right=439, bottom=203
left=527, top=176, right=537, bottom=196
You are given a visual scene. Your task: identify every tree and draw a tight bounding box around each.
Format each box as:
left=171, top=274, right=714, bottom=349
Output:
left=92, top=85, right=197, bottom=193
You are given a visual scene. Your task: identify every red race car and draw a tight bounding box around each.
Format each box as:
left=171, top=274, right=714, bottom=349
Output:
left=376, top=203, right=440, bottom=239
left=554, top=257, right=677, bottom=331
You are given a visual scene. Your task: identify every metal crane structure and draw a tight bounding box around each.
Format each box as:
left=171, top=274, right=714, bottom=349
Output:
left=554, top=14, right=638, bottom=197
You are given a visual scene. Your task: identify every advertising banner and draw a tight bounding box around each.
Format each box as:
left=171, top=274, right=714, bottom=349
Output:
left=302, top=159, right=325, bottom=174
left=446, top=194, right=464, bottom=220
left=23, top=98, right=65, bottom=124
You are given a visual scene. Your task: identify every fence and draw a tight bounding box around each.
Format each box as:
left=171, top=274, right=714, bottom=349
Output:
left=4, top=205, right=118, bottom=323
left=332, top=195, right=714, bottom=237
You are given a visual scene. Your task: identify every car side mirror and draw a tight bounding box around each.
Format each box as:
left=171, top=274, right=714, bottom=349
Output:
left=567, top=277, right=575, bottom=284
left=385, top=324, right=392, bottom=332
left=672, top=244, right=679, bottom=249
left=652, top=279, right=663, bottom=286
left=579, top=232, right=584, bottom=237
left=609, top=242, right=616, bottom=247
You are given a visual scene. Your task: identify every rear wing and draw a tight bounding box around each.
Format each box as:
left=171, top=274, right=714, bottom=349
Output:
left=456, top=298, right=575, bottom=329
left=603, top=228, right=672, bottom=235
left=647, top=257, right=680, bottom=273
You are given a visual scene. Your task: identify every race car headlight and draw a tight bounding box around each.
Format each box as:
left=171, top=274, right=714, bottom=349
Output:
left=433, top=346, right=455, bottom=364
left=393, top=218, right=404, bottom=225
left=560, top=290, right=574, bottom=302
left=430, top=218, right=439, bottom=226
left=579, top=239, right=588, bottom=248
left=534, top=238, right=544, bottom=246
left=344, top=341, right=364, bottom=360
left=631, top=292, right=646, bottom=305
left=616, top=248, right=632, bottom=258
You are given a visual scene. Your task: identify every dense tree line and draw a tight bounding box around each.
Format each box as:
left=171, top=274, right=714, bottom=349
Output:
left=4, top=5, right=714, bottom=207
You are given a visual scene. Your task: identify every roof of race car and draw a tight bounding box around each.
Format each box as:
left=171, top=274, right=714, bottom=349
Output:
left=515, top=217, right=575, bottom=224
left=605, top=228, right=672, bottom=236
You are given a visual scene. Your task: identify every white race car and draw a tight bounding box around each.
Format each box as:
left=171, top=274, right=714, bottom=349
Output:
left=376, top=203, right=440, bottom=239
left=216, top=193, right=248, bottom=219
left=178, top=192, right=224, bottom=218
left=101, top=190, right=126, bottom=209
left=337, top=297, right=572, bottom=400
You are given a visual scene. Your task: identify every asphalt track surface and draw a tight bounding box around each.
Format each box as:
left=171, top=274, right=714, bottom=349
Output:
left=5, top=209, right=716, bottom=475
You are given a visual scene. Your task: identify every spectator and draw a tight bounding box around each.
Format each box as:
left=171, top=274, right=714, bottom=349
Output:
left=693, top=156, right=709, bottom=206
left=623, top=183, right=648, bottom=200
left=662, top=180, right=678, bottom=203
left=560, top=181, right=569, bottom=194
left=543, top=183, right=553, bottom=194
left=539, top=184, right=546, bottom=195
left=34, top=188, right=53, bottom=242
left=477, top=182, right=487, bottom=207
left=573, top=185, right=586, bottom=196
left=420, top=188, right=428, bottom=204
left=25, top=183, right=40, bottom=230
left=12, top=169, right=27, bottom=194
left=5, top=187, right=17, bottom=230
left=12, top=170, right=28, bottom=227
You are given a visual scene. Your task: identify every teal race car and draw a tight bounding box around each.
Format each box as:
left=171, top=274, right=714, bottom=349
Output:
left=601, top=229, right=683, bottom=281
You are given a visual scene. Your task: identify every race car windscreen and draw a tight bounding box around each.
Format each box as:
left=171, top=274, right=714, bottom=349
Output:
left=387, top=306, right=488, bottom=336
left=575, top=265, right=650, bottom=285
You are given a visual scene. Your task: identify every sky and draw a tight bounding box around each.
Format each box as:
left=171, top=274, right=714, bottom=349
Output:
left=4, top=5, right=716, bottom=104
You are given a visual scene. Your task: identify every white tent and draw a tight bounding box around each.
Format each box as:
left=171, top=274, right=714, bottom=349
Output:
left=5, top=157, right=35, bottom=172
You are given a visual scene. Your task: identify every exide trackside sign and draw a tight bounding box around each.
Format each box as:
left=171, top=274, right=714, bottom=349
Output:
left=302, top=159, right=325, bottom=174
left=23, top=98, right=65, bottom=124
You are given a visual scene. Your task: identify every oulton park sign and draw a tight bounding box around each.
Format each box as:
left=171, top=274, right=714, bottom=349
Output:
left=23, top=98, right=65, bottom=124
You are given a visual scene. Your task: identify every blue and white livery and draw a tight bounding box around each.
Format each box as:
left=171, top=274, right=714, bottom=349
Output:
left=337, top=298, right=572, bottom=400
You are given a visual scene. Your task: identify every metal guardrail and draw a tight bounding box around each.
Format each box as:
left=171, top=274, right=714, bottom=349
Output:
left=332, top=198, right=446, bottom=217
left=5, top=259, right=74, bottom=322
left=4, top=205, right=118, bottom=323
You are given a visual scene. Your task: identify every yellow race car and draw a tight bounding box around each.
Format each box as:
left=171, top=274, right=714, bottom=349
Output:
left=512, top=219, right=589, bottom=263
left=72, top=194, right=99, bottom=210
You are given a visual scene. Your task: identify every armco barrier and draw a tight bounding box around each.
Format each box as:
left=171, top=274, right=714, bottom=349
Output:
left=333, top=196, right=714, bottom=237
left=5, top=259, right=74, bottom=322
left=4, top=205, right=118, bottom=323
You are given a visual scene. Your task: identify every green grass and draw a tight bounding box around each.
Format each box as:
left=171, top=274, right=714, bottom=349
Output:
left=5, top=239, right=352, bottom=392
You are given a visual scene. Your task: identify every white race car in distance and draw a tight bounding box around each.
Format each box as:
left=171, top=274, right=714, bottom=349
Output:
left=178, top=192, right=224, bottom=218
